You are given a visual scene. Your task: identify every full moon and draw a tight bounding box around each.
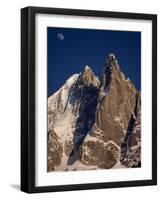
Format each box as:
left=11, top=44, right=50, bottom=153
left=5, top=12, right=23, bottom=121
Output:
left=57, top=33, right=64, bottom=40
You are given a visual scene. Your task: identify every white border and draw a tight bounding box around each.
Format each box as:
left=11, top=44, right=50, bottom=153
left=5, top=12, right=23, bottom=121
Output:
left=35, top=14, right=152, bottom=186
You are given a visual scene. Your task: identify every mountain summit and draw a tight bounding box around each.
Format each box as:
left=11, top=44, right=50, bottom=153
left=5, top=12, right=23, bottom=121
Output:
left=48, top=54, right=141, bottom=171
left=82, top=65, right=100, bottom=88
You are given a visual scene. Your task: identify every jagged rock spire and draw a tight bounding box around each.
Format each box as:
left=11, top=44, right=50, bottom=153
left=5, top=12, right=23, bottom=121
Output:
left=101, top=53, right=120, bottom=90
left=105, top=53, right=118, bottom=67
left=82, top=65, right=100, bottom=88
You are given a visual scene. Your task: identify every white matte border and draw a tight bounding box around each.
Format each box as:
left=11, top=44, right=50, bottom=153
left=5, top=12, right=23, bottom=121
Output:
left=35, top=14, right=152, bottom=187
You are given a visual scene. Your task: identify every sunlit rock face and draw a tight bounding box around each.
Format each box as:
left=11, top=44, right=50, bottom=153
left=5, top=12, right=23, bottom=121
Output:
left=47, top=54, right=141, bottom=171
left=47, top=130, right=63, bottom=171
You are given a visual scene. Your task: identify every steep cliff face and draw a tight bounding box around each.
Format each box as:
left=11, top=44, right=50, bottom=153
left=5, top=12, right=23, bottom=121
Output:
left=78, top=54, right=139, bottom=168
left=91, top=54, right=137, bottom=144
left=47, top=54, right=141, bottom=171
left=120, top=92, right=141, bottom=167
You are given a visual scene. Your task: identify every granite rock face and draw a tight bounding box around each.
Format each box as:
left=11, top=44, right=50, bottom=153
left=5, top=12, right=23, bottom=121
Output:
left=47, top=54, right=141, bottom=171
left=120, top=92, right=141, bottom=167
left=47, top=130, right=63, bottom=171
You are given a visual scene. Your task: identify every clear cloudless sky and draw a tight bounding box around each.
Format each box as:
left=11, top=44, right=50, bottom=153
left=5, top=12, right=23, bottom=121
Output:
left=48, top=27, right=141, bottom=97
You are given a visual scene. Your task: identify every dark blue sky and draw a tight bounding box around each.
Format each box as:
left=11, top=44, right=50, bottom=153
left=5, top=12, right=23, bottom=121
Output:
left=48, top=27, right=141, bottom=97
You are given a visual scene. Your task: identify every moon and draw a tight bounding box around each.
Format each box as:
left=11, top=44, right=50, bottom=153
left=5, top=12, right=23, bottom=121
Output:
left=57, top=33, right=64, bottom=41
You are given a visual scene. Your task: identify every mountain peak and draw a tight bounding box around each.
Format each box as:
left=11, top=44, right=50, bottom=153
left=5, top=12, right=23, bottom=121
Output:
left=108, top=53, right=117, bottom=61
left=104, top=53, right=119, bottom=72
left=82, top=65, right=100, bottom=88
left=100, top=53, right=121, bottom=90
left=84, top=65, right=92, bottom=71
left=107, top=53, right=118, bottom=66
